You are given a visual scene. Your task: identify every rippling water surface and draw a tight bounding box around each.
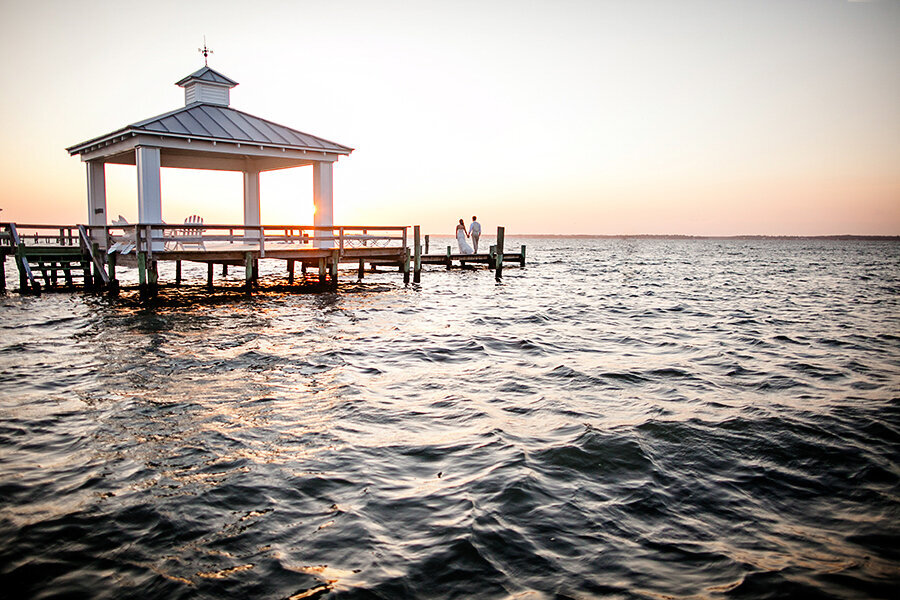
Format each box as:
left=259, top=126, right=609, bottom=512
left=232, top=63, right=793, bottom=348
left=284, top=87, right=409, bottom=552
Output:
left=1, top=238, right=899, bottom=599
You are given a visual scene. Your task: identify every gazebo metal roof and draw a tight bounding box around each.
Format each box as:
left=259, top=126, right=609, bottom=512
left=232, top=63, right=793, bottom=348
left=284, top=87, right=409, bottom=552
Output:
left=67, top=65, right=353, bottom=170
left=66, top=103, right=354, bottom=157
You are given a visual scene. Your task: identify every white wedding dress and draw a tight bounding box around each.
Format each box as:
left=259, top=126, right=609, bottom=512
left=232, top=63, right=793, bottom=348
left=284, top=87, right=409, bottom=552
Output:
left=456, top=228, right=474, bottom=254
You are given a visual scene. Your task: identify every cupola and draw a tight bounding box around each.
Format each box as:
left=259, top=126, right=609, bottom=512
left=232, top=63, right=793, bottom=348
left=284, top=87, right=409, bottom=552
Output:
left=175, top=66, right=238, bottom=107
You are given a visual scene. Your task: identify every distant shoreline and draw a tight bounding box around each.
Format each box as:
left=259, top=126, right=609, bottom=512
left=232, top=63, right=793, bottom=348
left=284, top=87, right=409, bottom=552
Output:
left=427, top=234, right=900, bottom=241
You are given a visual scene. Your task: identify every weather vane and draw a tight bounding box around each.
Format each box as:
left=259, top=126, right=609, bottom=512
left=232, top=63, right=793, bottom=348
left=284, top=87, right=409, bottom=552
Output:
left=198, top=37, right=213, bottom=66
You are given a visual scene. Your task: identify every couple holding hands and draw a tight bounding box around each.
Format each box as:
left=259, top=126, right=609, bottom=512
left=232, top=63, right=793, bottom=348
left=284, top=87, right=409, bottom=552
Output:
left=455, top=216, right=481, bottom=255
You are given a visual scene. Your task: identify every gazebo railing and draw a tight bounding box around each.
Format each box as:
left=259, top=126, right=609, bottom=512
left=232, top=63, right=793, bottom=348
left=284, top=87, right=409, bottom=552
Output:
left=0, top=224, right=81, bottom=248
left=85, top=224, right=409, bottom=258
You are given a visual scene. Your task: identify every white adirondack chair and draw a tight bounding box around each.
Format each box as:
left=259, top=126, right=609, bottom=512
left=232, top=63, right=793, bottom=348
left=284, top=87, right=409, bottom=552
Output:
left=174, top=215, right=206, bottom=250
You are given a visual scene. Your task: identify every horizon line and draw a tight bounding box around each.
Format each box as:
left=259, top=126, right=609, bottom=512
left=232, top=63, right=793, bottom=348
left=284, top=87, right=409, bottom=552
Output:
left=427, top=233, right=900, bottom=240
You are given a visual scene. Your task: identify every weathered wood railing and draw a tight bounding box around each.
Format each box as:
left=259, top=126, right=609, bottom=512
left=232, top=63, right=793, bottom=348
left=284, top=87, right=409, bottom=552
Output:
left=92, top=224, right=411, bottom=258
left=1, top=223, right=81, bottom=246
left=3, top=223, right=41, bottom=294
left=77, top=225, right=110, bottom=288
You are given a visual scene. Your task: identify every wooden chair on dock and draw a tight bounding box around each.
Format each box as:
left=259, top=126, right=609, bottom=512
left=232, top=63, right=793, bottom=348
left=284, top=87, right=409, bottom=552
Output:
left=174, top=215, right=206, bottom=250
left=107, top=216, right=136, bottom=254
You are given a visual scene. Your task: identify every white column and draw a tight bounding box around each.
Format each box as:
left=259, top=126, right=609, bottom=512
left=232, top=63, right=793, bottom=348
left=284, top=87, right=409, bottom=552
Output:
left=313, top=161, right=334, bottom=248
left=136, top=146, right=163, bottom=251
left=243, top=169, right=261, bottom=240
left=136, top=146, right=162, bottom=223
left=86, top=161, right=107, bottom=229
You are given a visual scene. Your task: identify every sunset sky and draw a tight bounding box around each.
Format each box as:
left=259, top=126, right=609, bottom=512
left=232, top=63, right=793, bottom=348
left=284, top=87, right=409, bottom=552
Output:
left=0, top=0, right=897, bottom=235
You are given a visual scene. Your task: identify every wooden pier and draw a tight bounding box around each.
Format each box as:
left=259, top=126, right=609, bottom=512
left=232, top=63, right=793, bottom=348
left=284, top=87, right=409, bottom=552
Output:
left=1, top=223, right=524, bottom=298
left=420, top=229, right=525, bottom=276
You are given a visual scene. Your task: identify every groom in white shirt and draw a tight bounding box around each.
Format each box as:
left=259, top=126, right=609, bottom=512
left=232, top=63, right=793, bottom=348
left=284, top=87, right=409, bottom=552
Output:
left=469, top=216, right=481, bottom=253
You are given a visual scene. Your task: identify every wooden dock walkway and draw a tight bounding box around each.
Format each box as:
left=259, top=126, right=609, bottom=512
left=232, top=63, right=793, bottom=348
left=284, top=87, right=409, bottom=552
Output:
left=419, top=228, right=525, bottom=272
left=1, top=223, right=524, bottom=298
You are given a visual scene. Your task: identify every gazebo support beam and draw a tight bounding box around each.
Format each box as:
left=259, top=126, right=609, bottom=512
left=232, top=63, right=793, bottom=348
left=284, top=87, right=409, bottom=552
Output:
left=86, top=161, right=107, bottom=234
left=136, top=146, right=163, bottom=251
left=136, top=146, right=162, bottom=223
left=243, top=169, right=261, bottom=239
left=313, top=161, right=334, bottom=248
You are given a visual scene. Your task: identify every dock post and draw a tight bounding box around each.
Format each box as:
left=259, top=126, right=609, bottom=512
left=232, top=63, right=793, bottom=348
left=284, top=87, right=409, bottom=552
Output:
left=137, top=252, right=147, bottom=298
left=358, top=258, right=364, bottom=280
left=207, top=262, right=214, bottom=288
left=137, top=252, right=147, bottom=287
left=82, top=259, right=93, bottom=291
left=244, top=252, right=254, bottom=294
left=446, top=246, right=452, bottom=270
left=425, top=235, right=430, bottom=254
left=175, top=260, right=182, bottom=286
left=222, top=264, right=228, bottom=277
left=520, top=244, right=526, bottom=267
left=403, top=247, right=411, bottom=284
left=62, top=261, right=73, bottom=288
left=413, top=225, right=422, bottom=283
left=150, top=260, right=159, bottom=297
left=330, top=249, right=339, bottom=288
left=495, top=226, right=505, bottom=281
left=91, top=243, right=103, bottom=288
left=488, top=245, right=497, bottom=270
left=107, top=252, right=119, bottom=297
left=318, top=258, right=326, bottom=284
left=0, top=256, right=5, bottom=291
left=288, top=259, right=295, bottom=284
left=301, top=261, right=307, bottom=275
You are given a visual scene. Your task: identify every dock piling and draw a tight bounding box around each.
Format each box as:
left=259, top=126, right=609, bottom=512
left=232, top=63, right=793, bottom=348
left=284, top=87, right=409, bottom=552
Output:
left=244, top=252, right=254, bottom=293
left=137, top=252, right=147, bottom=288
left=175, top=260, right=182, bottom=286
left=403, top=247, right=411, bottom=284
left=108, top=253, right=116, bottom=282
left=62, top=261, right=73, bottom=288
left=137, top=252, right=149, bottom=298
left=288, top=259, right=295, bottom=284
left=424, top=235, right=430, bottom=254
left=82, top=259, right=92, bottom=290
left=413, top=225, right=421, bottom=283
left=146, top=260, right=159, bottom=297
left=330, top=249, right=339, bottom=287
left=495, top=226, right=505, bottom=281
left=207, top=262, right=214, bottom=288
left=446, top=246, right=452, bottom=270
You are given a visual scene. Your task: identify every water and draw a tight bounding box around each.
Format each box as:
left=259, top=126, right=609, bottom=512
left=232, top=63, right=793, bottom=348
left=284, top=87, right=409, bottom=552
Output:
left=1, top=238, right=898, bottom=599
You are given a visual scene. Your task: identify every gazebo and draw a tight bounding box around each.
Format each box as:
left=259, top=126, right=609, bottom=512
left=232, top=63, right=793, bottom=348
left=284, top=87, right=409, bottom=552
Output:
left=66, top=65, right=353, bottom=243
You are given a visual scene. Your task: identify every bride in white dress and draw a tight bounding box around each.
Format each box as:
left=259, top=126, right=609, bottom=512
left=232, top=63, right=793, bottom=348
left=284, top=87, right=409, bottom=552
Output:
left=456, top=219, right=474, bottom=254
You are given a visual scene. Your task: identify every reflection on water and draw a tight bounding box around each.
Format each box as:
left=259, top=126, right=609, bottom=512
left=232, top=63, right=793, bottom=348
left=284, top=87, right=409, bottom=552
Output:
left=1, top=238, right=899, bottom=599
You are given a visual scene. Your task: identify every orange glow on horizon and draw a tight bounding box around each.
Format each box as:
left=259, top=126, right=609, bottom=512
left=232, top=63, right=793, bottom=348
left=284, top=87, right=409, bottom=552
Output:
left=0, top=1, right=897, bottom=236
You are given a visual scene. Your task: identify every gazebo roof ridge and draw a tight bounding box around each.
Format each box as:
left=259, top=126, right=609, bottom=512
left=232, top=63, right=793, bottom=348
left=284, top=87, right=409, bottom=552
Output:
left=175, top=66, right=239, bottom=88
